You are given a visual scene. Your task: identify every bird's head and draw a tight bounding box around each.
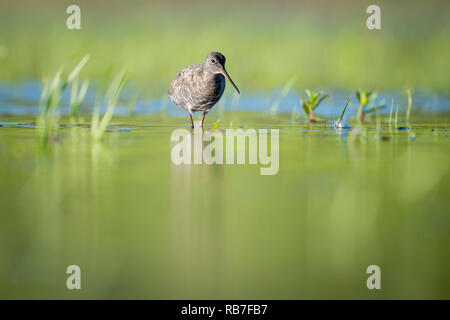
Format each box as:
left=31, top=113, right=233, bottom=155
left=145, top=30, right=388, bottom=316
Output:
left=205, top=51, right=240, bottom=94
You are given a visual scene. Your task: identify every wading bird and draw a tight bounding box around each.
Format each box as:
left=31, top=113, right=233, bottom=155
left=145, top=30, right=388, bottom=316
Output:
left=168, top=51, right=240, bottom=128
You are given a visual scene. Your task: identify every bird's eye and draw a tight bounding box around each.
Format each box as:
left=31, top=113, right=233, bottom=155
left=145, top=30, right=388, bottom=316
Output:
left=211, top=59, right=216, bottom=64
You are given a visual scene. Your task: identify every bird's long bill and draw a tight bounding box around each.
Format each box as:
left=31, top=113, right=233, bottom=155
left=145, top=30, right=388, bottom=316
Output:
left=220, top=68, right=240, bottom=94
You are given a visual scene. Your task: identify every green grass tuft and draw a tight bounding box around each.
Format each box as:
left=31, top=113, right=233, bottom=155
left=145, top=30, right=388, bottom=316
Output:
left=38, top=55, right=89, bottom=143
left=300, top=89, right=329, bottom=123
left=91, top=69, right=128, bottom=141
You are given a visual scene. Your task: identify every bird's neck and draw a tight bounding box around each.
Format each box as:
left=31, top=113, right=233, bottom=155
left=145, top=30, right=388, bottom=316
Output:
left=202, top=69, right=221, bottom=81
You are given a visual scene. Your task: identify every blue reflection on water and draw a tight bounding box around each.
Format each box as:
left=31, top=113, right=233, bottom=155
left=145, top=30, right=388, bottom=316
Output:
left=0, top=81, right=449, bottom=116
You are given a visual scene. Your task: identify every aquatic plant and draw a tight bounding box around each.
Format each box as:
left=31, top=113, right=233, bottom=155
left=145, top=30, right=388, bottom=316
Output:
left=406, top=89, right=413, bottom=122
left=38, top=55, right=89, bottom=142
left=69, top=77, right=89, bottom=122
left=270, top=77, right=296, bottom=116
left=91, top=69, right=128, bottom=141
left=333, top=99, right=351, bottom=129
left=355, top=89, right=384, bottom=123
left=38, top=72, right=58, bottom=142
left=395, top=103, right=399, bottom=128
left=300, top=89, right=329, bottom=122
left=388, top=98, right=394, bottom=124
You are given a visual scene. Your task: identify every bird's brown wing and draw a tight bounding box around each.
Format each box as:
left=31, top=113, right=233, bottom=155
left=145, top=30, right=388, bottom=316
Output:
left=168, top=64, right=202, bottom=110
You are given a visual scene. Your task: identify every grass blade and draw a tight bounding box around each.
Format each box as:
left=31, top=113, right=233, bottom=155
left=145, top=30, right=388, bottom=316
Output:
left=68, top=55, right=90, bottom=83
left=406, top=89, right=412, bottom=121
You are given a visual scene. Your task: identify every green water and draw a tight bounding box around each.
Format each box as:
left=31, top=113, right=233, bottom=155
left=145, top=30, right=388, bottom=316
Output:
left=0, top=113, right=449, bottom=299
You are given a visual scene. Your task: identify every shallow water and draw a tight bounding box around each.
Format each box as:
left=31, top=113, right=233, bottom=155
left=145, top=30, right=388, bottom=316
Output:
left=1, top=82, right=450, bottom=117
left=1, top=94, right=450, bottom=298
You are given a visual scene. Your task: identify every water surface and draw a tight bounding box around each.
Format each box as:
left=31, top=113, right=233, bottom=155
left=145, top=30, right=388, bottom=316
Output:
left=0, top=91, right=450, bottom=299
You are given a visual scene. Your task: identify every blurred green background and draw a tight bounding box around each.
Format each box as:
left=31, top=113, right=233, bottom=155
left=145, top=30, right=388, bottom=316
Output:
left=0, top=0, right=449, bottom=94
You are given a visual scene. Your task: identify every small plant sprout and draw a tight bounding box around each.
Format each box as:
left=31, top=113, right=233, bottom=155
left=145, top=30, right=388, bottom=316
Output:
left=270, top=77, right=296, bottom=116
left=70, top=77, right=89, bottom=122
left=395, top=103, right=399, bottom=127
left=300, top=89, right=329, bottom=123
left=91, top=69, right=128, bottom=141
left=388, top=98, right=394, bottom=125
left=333, top=99, right=351, bottom=129
left=406, top=89, right=412, bottom=122
left=38, top=55, right=90, bottom=142
left=68, top=55, right=90, bottom=83
left=355, top=89, right=385, bottom=123
left=38, top=71, right=60, bottom=142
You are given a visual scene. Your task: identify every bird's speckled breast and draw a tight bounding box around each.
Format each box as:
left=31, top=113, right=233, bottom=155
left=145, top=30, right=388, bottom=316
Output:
left=191, top=73, right=225, bottom=112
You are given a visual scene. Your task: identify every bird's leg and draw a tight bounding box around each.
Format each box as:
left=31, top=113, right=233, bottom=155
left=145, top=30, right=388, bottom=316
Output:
left=200, top=112, right=208, bottom=128
left=189, top=112, right=194, bottom=129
